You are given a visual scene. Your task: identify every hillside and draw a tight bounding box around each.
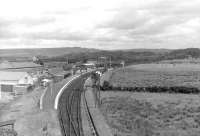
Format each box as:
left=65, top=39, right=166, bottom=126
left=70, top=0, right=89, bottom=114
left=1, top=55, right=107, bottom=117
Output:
left=1, top=47, right=200, bottom=64
left=164, top=48, right=200, bottom=59
left=0, top=47, right=98, bottom=58
left=55, top=48, right=200, bottom=64
left=121, top=48, right=172, bottom=53
left=50, top=50, right=164, bottom=64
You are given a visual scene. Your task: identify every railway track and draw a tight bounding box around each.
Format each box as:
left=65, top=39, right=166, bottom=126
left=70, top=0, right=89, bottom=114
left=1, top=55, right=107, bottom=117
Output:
left=58, top=76, right=84, bottom=136
left=83, top=91, right=99, bottom=136
left=58, top=73, right=99, bottom=136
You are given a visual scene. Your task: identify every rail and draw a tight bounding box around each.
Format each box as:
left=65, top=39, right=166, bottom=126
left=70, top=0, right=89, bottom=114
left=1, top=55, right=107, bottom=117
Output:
left=83, top=91, right=99, bottom=136
left=58, top=73, right=90, bottom=136
left=57, top=71, right=97, bottom=136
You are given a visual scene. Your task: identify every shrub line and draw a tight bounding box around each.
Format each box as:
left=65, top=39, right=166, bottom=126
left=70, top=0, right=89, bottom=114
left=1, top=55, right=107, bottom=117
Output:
left=101, top=81, right=200, bottom=94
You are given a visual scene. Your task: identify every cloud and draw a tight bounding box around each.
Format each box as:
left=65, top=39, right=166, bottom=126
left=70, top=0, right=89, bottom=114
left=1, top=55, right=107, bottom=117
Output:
left=94, top=0, right=200, bottom=49
left=0, top=0, right=200, bottom=49
left=0, top=19, right=12, bottom=27
left=144, top=0, right=200, bottom=16
left=16, top=17, right=56, bottom=26
left=0, top=18, right=17, bottom=39
left=101, top=1, right=198, bottom=34
left=0, top=16, right=56, bottom=39
left=24, top=30, right=89, bottom=41
left=0, top=30, right=16, bottom=39
left=100, top=9, right=151, bottom=30
left=94, top=36, right=118, bottom=42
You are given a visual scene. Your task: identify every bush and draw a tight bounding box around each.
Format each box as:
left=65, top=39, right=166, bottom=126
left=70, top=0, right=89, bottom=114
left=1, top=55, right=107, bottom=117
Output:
left=64, top=73, right=71, bottom=78
left=27, top=85, right=35, bottom=92
left=102, top=81, right=111, bottom=90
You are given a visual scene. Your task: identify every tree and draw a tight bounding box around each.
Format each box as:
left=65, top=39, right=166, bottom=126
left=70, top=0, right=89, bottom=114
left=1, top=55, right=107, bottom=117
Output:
left=32, top=56, right=44, bottom=65
left=63, top=64, right=73, bottom=71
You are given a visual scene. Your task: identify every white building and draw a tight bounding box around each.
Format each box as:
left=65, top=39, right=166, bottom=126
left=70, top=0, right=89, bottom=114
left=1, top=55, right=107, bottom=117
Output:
left=0, top=71, right=34, bottom=98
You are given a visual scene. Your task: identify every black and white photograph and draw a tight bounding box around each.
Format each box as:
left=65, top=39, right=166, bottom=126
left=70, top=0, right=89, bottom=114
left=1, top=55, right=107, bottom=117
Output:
left=0, top=0, right=200, bottom=136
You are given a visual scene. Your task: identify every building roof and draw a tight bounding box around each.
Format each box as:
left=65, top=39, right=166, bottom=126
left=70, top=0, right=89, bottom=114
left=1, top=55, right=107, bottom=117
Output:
left=0, top=71, right=29, bottom=81
left=0, top=61, right=42, bottom=70
left=48, top=67, right=70, bottom=76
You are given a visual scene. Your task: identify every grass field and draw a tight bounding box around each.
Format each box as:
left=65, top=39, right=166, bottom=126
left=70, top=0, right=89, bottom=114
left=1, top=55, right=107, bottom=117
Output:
left=99, top=63, right=200, bottom=136
left=108, top=64, right=200, bottom=89
left=100, top=91, right=200, bottom=136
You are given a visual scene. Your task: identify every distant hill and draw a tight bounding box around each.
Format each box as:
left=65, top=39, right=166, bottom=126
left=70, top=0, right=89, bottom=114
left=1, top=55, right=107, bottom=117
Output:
left=0, top=47, right=98, bottom=58
left=55, top=48, right=200, bottom=64
left=121, top=48, right=172, bottom=53
left=1, top=47, right=200, bottom=64
left=164, top=48, right=200, bottom=60
left=51, top=50, right=163, bottom=64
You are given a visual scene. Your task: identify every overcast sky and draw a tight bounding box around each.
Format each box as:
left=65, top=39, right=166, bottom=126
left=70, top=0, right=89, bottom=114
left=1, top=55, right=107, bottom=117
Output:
left=0, top=0, right=200, bottom=50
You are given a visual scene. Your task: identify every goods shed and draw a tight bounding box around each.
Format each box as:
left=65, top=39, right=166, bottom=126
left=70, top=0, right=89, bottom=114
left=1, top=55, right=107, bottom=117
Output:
left=0, top=71, right=34, bottom=98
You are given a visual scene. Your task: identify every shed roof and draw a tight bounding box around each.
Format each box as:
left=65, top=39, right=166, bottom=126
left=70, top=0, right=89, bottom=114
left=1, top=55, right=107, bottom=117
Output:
left=0, top=61, right=42, bottom=70
left=48, top=67, right=69, bottom=76
left=0, top=71, right=29, bottom=81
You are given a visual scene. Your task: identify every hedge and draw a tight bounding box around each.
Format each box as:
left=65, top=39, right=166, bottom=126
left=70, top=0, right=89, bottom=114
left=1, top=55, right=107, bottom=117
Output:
left=100, top=81, right=200, bottom=94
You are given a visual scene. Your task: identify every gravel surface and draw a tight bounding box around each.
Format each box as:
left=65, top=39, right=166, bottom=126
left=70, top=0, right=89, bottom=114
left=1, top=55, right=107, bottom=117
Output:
left=0, top=87, right=61, bottom=136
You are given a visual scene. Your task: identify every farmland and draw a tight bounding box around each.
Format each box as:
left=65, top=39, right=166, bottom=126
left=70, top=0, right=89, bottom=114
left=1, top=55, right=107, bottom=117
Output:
left=108, top=64, right=200, bottom=89
left=100, top=92, right=200, bottom=136
left=99, top=63, right=200, bottom=136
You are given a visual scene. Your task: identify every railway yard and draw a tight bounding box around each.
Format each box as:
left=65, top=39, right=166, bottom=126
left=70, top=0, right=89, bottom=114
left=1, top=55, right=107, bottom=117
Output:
left=58, top=73, right=88, bottom=136
left=1, top=0, right=200, bottom=135
left=1, top=63, right=200, bottom=136
left=57, top=71, right=111, bottom=136
left=0, top=68, right=110, bottom=136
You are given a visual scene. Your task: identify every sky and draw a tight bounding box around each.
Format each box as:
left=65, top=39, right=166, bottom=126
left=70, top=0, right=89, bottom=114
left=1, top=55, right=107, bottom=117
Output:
left=0, top=0, right=200, bottom=50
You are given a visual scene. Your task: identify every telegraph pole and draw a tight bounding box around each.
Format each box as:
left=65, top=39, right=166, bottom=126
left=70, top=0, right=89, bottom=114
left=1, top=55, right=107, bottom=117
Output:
left=66, top=58, right=68, bottom=64
left=109, top=56, right=111, bottom=68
